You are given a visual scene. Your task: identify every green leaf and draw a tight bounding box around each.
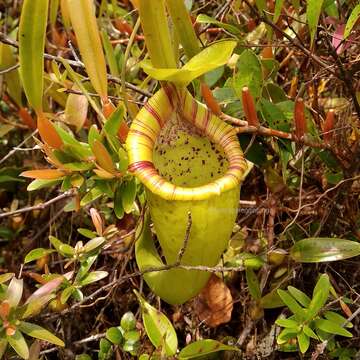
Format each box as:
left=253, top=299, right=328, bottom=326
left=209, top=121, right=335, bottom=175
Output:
left=20, top=294, right=55, bottom=319
left=106, top=327, right=123, bottom=345
left=259, top=98, right=289, bottom=132
left=303, top=325, right=318, bottom=339
left=306, top=274, right=330, bottom=319
left=134, top=290, right=178, bottom=356
left=277, top=289, right=306, bottom=320
left=49, top=236, right=75, bottom=257
left=0, top=273, right=14, bottom=284
left=260, top=289, right=284, bottom=309
left=195, top=14, right=240, bottom=35
left=255, top=0, right=266, bottom=13
left=27, top=179, right=62, bottom=191
left=306, top=0, right=325, bottom=46
left=139, top=355, right=150, bottom=360
left=315, top=319, right=353, bottom=338
left=0, top=124, right=15, bottom=138
left=275, top=318, right=299, bottom=329
left=19, top=0, right=49, bottom=112
left=6, top=277, right=23, bottom=308
left=121, top=312, right=137, bottom=331
left=80, top=271, right=108, bottom=286
left=19, top=321, right=65, bottom=346
left=75, top=355, right=92, bottom=360
left=124, top=330, right=140, bottom=343
left=324, top=311, right=352, bottom=328
left=344, top=4, right=360, bottom=39
left=77, top=228, right=97, bottom=239
left=0, top=44, right=23, bottom=107
left=141, top=40, right=236, bottom=86
left=80, top=186, right=103, bottom=206
left=67, top=0, right=108, bottom=99
left=88, top=125, right=102, bottom=150
left=82, top=236, right=106, bottom=253
left=103, top=104, right=125, bottom=137
left=277, top=327, right=298, bottom=345
left=287, top=286, right=311, bottom=307
left=60, top=286, right=75, bottom=304
left=245, top=268, right=261, bottom=300
left=99, top=338, right=112, bottom=353
left=0, top=339, right=7, bottom=359
left=179, top=339, right=238, bottom=359
left=76, top=255, right=97, bottom=281
left=24, top=249, right=55, bottom=264
left=274, top=0, right=284, bottom=22
left=101, top=30, right=120, bottom=77
left=297, top=331, right=310, bottom=354
left=290, top=238, right=360, bottom=263
left=121, top=178, right=137, bottom=214
left=114, top=185, right=125, bottom=219
left=7, top=330, right=29, bottom=359
left=232, top=49, right=263, bottom=102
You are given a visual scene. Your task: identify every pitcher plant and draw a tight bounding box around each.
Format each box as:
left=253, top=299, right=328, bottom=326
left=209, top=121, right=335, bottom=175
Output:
left=126, top=0, right=251, bottom=305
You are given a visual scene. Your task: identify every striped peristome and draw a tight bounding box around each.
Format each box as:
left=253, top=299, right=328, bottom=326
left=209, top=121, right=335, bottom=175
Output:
left=126, top=84, right=248, bottom=201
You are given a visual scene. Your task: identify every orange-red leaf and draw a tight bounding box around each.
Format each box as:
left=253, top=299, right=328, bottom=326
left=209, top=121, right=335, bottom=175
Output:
left=323, top=109, right=335, bottom=144
left=90, top=208, right=103, bottom=236
left=0, top=301, right=10, bottom=321
left=21, top=169, right=66, bottom=179
left=92, top=140, right=116, bottom=174
left=294, top=98, right=306, bottom=140
left=102, top=100, right=129, bottom=142
left=201, top=82, right=221, bottom=116
left=261, top=46, right=273, bottom=59
left=18, top=108, right=37, bottom=130
left=242, top=87, right=259, bottom=127
left=37, top=114, right=63, bottom=149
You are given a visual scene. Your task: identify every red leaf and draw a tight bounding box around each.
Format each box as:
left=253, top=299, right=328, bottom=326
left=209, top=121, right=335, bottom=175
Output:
left=294, top=98, right=306, bottom=140
left=18, top=108, right=37, bottom=130
left=21, top=169, right=66, bottom=180
left=201, top=83, right=221, bottom=116
left=323, top=109, right=335, bottom=144
left=37, top=114, right=63, bottom=149
left=242, top=87, right=259, bottom=127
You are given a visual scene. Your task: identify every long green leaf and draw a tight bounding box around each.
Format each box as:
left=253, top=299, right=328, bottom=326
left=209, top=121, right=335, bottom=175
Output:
left=134, top=290, right=178, bottom=356
left=306, top=274, right=330, bottom=319
left=274, top=0, right=284, bottom=22
left=196, top=14, right=241, bottom=35
left=19, top=321, right=65, bottom=346
left=277, top=289, right=306, bottom=320
left=7, top=330, right=29, bottom=359
left=315, top=319, right=352, bottom=338
left=290, top=238, right=360, bottom=263
left=67, top=0, right=108, bottom=99
left=306, top=0, right=325, bottom=46
left=344, top=4, right=360, bottom=39
left=19, top=0, right=49, bottom=112
left=179, top=339, right=238, bottom=359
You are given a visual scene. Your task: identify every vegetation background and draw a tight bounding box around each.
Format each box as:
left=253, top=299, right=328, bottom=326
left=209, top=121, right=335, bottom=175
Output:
left=0, top=0, right=360, bottom=359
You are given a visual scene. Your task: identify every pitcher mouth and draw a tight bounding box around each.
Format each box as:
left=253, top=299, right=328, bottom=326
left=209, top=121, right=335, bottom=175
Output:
left=126, top=85, right=248, bottom=201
